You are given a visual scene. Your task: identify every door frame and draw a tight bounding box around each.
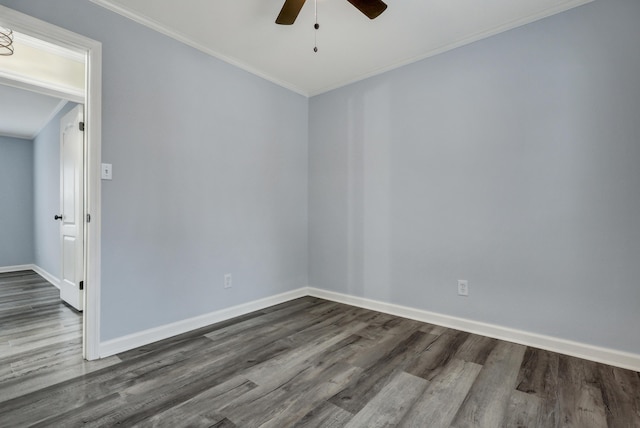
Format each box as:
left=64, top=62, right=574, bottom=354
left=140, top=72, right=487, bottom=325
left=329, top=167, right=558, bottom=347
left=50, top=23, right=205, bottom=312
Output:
left=0, top=5, right=103, bottom=360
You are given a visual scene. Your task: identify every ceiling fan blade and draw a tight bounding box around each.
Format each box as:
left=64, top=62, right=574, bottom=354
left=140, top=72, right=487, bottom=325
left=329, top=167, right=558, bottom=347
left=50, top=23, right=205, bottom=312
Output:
left=347, top=0, right=388, bottom=20
left=276, top=0, right=307, bottom=25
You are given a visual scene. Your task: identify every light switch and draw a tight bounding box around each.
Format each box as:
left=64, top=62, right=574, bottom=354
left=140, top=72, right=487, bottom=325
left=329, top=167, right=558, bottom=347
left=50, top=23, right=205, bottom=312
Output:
left=101, top=163, right=113, bottom=180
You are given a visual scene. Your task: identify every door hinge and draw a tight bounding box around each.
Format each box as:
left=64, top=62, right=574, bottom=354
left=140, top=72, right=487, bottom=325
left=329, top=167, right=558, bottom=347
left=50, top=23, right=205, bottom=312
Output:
left=79, top=122, right=85, bottom=131
left=86, top=213, right=91, bottom=223
left=79, top=281, right=84, bottom=290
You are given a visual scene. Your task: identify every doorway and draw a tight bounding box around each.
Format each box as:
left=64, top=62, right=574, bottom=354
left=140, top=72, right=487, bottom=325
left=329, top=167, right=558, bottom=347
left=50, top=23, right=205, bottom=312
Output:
left=0, top=5, right=102, bottom=360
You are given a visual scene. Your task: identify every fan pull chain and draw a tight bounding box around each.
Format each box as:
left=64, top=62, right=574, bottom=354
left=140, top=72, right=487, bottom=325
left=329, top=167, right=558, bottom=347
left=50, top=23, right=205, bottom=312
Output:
left=313, top=0, right=319, bottom=52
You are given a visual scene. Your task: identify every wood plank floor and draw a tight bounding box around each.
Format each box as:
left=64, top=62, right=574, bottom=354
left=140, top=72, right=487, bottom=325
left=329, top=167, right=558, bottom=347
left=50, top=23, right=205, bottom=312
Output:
left=1, top=271, right=639, bottom=427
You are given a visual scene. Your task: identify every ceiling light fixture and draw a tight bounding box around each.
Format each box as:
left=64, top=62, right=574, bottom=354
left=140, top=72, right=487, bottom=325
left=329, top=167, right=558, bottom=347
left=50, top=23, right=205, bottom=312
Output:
left=276, top=0, right=386, bottom=53
left=0, top=27, right=14, bottom=56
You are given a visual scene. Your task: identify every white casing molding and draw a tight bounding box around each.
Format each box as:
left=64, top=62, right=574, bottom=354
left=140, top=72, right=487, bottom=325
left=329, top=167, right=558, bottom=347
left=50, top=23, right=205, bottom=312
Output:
left=0, top=5, right=103, bottom=361
left=99, top=288, right=309, bottom=358
left=0, top=71, right=84, bottom=103
left=307, top=287, right=640, bottom=373
left=13, top=31, right=86, bottom=62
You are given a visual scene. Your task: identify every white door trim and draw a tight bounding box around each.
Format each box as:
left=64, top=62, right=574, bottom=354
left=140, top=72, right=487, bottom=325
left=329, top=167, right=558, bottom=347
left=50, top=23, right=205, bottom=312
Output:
left=0, top=5, right=103, bottom=360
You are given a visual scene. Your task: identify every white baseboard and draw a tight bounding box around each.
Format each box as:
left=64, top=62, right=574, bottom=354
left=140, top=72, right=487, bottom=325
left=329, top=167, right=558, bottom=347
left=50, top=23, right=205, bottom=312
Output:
left=99, top=287, right=309, bottom=358
left=31, top=265, right=60, bottom=289
left=96, top=284, right=640, bottom=371
left=0, top=264, right=34, bottom=274
left=0, top=264, right=60, bottom=289
left=307, top=287, right=640, bottom=372
left=0, top=264, right=60, bottom=288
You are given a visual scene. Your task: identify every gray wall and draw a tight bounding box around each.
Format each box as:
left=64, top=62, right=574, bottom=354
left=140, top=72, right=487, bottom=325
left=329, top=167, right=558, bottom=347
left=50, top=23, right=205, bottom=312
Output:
left=0, top=0, right=308, bottom=341
left=0, top=136, right=34, bottom=267
left=32, top=102, right=78, bottom=278
left=5, top=0, right=638, bottom=356
left=310, top=0, right=640, bottom=354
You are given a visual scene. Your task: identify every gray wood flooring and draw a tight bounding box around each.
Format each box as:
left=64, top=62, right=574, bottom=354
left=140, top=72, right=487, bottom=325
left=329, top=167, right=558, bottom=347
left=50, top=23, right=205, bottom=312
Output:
left=1, top=270, right=639, bottom=427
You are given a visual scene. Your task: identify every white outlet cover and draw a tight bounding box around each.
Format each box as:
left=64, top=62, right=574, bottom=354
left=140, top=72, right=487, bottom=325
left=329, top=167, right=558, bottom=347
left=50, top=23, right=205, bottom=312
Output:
left=458, top=280, right=469, bottom=296
left=224, top=273, right=232, bottom=289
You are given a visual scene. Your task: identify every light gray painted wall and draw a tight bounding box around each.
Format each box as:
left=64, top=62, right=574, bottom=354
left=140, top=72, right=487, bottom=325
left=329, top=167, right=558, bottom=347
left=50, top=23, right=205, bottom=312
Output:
left=0, top=136, right=34, bottom=267
left=32, top=102, right=78, bottom=278
left=0, top=0, right=308, bottom=341
left=6, top=0, right=637, bottom=356
left=310, top=0, right=640, bottom=354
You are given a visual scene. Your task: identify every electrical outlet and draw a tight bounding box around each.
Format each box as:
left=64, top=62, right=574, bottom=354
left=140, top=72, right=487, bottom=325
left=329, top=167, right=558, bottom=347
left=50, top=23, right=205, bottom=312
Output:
left=458, top=280, right=469, bottom=296
left=224, top=273, right=232, bottom=289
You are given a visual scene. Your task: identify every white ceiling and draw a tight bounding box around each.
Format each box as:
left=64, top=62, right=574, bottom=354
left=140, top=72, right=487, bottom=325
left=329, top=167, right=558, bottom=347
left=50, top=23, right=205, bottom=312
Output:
left=0, top=29, right=83, bottom=140
left=91, top=0, right=591, bottom=96
left=0, top=31, right=86, bottom=103
left=0, top=84, right=67, bottom=140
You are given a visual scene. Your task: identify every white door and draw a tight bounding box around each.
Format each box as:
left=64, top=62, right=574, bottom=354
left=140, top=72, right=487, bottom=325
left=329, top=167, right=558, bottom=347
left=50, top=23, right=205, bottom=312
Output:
left=58, top=105, right=84, bottom=311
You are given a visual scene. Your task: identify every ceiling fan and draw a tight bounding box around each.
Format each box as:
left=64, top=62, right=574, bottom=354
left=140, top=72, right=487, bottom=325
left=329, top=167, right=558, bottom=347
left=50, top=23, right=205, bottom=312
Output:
left=276, top=0, right=388, bottom=25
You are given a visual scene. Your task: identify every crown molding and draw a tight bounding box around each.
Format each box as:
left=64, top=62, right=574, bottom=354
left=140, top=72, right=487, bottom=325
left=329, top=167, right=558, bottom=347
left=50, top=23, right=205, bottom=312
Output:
left=89, top=0, right=309, bottom=97
left=308, top=0, right=595, bottom=96
left=90, top=0, right=592, bottom=97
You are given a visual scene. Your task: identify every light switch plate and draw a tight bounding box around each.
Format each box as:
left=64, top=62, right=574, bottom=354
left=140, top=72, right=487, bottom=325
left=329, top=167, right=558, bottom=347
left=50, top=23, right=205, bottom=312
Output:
left=101, top=163, right=112, bottom=180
